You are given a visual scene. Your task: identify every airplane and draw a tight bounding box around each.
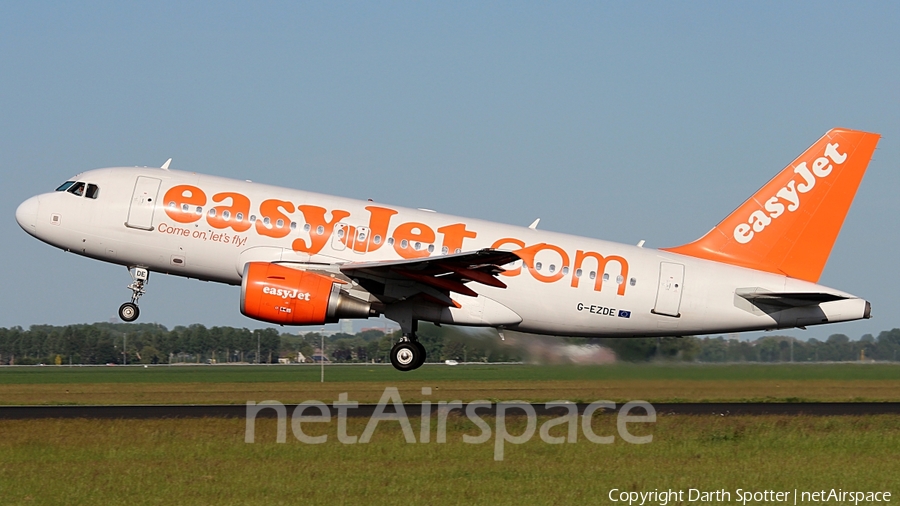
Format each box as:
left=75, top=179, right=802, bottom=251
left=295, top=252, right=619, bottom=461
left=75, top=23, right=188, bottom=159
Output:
left=15, top=128, right=880, bottom=371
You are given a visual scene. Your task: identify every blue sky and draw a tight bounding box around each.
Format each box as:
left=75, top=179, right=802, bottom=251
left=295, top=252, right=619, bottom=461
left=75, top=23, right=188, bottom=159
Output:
left=1, top=2, right=898, bottom=341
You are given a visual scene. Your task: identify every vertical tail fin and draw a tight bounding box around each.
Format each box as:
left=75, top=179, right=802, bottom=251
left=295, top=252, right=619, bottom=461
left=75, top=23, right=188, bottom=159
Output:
left=663, top=128, right=880, bottom=282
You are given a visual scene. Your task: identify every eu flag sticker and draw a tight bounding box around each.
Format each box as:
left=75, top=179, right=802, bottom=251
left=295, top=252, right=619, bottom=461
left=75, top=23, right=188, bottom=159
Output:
left=617, top=310, right=631, bottom=318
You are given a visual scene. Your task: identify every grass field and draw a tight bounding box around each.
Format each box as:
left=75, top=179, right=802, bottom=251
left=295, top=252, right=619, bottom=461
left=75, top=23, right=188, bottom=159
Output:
left=1, top=363, right=899, bottom=405
left=0, top=414, right=897, bottom=505
left=1, top=364, right=898, bottom=505
left=4, top=362, right=900, bottom=383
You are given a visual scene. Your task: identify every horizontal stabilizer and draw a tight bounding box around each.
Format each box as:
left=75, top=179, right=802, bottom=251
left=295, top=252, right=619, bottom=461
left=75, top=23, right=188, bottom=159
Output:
left=736, top=288, right=848, bottom=309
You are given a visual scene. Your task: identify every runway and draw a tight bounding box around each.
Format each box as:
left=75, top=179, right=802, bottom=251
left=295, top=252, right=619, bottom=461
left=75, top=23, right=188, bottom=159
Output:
left=1, top=402, right=899, bottom=419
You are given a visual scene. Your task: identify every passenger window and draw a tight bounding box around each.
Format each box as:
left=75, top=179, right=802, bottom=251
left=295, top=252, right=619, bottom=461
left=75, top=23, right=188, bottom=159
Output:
left=56, top=181, right=75, bottom=192
left=85, top=184, right=100, bottom=199
left=68, top=182, right=86, bottom=197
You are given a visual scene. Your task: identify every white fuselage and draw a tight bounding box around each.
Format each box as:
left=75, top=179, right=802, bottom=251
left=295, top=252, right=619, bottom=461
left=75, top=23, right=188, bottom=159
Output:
left=16, top=167, right=868, bottom=337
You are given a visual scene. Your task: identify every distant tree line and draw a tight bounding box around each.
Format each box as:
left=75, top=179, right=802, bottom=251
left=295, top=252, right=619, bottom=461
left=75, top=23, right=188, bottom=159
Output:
left=283, top=324, right=523, bottom=365
left=0, top=323, right=280, bottom=365
left=1, top=322, right=899, bottom=365
left=0, top=322, right=525, bottom=365
left=591, top=330, right=900, bottom=363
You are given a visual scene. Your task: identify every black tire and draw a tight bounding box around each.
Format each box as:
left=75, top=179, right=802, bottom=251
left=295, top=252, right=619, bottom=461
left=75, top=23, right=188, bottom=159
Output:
left=412, top=341, right=427, bottom=369
left=118, top=303, right=140, bottom=322
left=390, top=341, right=421, bottom=372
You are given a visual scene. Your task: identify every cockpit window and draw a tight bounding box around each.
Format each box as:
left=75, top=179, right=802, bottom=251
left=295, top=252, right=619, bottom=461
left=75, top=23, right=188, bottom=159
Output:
left=58, top=180, right=99, bottom=198
left=68, top=182, right=86, bottom=197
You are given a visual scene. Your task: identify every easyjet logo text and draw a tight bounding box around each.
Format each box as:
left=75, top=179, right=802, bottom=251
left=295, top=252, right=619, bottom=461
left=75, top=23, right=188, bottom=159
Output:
left=162, top=186, right=630, bottom=296
left=161, top=186, right=476, bottom=261
left=263, top=286, right=311, bottom=301
left=733, top=142, right=847, bottom=244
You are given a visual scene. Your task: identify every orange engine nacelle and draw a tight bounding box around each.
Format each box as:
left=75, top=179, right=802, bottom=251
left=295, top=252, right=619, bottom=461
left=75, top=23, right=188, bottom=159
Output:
left=240, top=262, right=372, bottom=325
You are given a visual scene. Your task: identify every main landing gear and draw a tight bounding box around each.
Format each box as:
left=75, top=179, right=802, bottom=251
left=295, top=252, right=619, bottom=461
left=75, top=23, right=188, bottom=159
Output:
left=390, top=320, right=426, bottom=372
left=119, top=267, right=149, bottom=322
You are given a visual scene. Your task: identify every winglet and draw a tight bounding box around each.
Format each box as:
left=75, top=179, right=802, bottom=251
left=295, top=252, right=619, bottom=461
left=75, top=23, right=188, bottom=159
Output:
left=528, top=218, right=540, bottom=230
left=663, top=128, right=880, bottom=283
left=161, top=158, right=172, bottom=171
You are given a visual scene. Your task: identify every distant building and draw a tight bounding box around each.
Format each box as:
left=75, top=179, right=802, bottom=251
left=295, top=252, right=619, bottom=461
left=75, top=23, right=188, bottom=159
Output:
left=361, top=325, right=398, bottom=334
left=277, top=351, right=310, bottom=364
left=340, top=319, right=354, bottom=335
left=310, top=351, right=330, bottom=363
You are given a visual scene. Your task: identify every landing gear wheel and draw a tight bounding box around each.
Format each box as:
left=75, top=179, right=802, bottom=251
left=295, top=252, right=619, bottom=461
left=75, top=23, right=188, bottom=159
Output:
left=390, top=341, right=421, bottom=372
left=413, top=341, right=427, bottom=369
left=120, top=267, right=149, bottom=323
left=118, top=302, right=140, bottom=322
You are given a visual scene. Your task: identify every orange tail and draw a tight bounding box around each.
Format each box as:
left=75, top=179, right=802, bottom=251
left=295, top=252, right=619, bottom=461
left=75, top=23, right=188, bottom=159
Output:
left=663, top=128, right=880, bottom=282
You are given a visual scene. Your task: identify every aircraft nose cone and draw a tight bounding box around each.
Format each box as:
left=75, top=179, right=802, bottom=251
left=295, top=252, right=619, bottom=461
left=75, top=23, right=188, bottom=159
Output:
left=16, top=196, right=39, bottom=234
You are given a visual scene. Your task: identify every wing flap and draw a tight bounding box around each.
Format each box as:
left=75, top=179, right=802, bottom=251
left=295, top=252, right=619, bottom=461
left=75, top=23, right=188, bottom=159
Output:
left=340, top=248, right=519, bottom=274
left=339, top=248, right=519, bottom=299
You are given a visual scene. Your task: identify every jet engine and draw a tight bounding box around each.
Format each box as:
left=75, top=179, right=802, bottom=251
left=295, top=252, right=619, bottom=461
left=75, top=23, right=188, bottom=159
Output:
left=240, top=262, right=372, bottom=325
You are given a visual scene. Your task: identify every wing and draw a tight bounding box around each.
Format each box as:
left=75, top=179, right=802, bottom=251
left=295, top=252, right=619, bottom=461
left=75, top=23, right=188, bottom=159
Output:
left=339, top=248, right=520, bottom=306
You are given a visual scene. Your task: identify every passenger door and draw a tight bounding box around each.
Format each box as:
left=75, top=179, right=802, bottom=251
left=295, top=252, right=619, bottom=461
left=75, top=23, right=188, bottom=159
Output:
left=652, top=262, right=684, bottom=317
left=126, top=177, right=161, bottom=231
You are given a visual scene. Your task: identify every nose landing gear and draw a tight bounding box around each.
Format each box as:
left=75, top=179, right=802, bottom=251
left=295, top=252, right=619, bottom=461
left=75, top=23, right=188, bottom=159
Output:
left=118, top=267, right=149, bottom=322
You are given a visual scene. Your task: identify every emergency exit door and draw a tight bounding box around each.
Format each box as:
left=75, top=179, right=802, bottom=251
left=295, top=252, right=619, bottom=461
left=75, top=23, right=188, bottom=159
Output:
left=126, top=177, right=161, bottom=230
left=652, top=262, right=684, bottom=317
